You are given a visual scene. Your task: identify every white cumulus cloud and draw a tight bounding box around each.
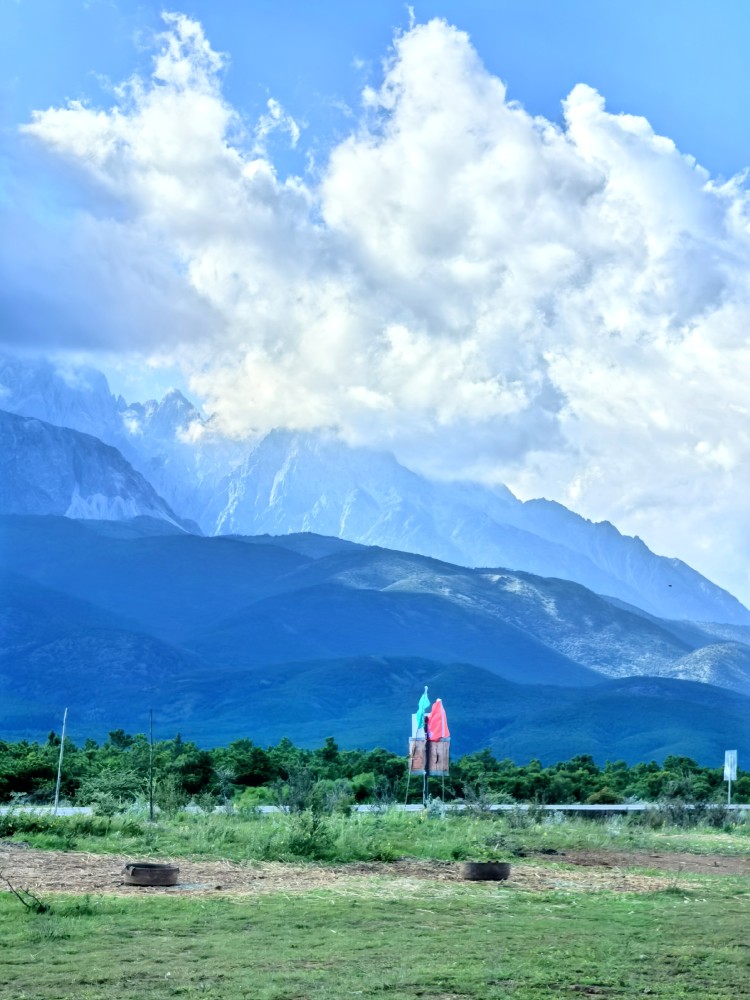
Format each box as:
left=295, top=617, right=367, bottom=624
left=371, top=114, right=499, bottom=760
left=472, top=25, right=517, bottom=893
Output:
left=15, top=12, right=750, bottom=604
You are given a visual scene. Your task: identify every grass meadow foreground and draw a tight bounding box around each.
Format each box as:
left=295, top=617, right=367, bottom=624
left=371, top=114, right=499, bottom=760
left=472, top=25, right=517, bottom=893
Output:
left=1, top=810, right=749, bottom=999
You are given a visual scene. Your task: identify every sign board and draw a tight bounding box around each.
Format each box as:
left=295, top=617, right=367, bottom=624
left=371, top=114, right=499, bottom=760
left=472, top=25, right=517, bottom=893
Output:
left=724, top=750, right=738, bottom=781
left=408, top=738, right=450, bottom=775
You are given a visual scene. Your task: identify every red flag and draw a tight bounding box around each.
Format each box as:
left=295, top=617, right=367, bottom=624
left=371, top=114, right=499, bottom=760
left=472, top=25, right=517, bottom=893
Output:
left=426, top=698, right=450, bottom=741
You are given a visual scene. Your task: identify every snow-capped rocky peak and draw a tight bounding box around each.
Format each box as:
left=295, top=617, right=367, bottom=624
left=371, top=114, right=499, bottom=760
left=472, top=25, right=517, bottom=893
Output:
left=0, top=354, right=120, bottom=441
left=121, top=389, right=203, bottom=441
left=0, top=409, right=190, bottom=529
left=204, top=428, right=750, bottom=626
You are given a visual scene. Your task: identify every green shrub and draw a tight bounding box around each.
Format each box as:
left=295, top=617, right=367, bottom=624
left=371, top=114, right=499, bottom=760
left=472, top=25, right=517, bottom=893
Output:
left=76, top=769, right=143, bottom=806
left=0, top=812, right=56, bottom=838
left=155, top=775, right=189, bottom=817
left=312, top=778, right=355, bottom=816
left=91, top=793, right=121, bottom=817
left=286, top=810, right=334, bottom=860
left=586, top=786, right=624, bottom=805
left=234, top=786, right=274, bottom=809
left=273, top=768, right=315, bottom=813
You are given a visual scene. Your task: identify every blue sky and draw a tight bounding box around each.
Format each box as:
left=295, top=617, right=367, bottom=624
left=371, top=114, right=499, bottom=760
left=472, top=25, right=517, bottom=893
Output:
left=3, top=0, right=750, bottom=180
left=3, top=1, right=750, bottom=601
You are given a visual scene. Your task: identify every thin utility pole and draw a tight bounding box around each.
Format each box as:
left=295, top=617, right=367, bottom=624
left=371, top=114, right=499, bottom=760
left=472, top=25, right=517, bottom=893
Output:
left=149, top=708, right=154, bottom=823
left=53, top=707, right=68, bottom=816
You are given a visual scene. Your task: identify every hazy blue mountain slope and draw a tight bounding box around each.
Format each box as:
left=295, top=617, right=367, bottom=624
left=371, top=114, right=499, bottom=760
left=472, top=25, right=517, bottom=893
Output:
left=0, top=570, right=215, bottom=740
left=206, top=431, right=621, bottom=593
left=76, top=515, right=193, bottom=540
left=600, top=595, right=727, bottom=647
left=0, top=410, right=190, bottom=528
left=186, top=581, right=598, bottom=686
left=4, top=653, right=745, bottom=764
left=1, top=515, right=749, bottom=760
left=230, top=532, right=364, bottom=560
left=0, top=516, right=312, bottom=641
left=495, top=498, right=726, bottom=622
left=2, top=516, right=747, bottom=692
left=212, top=545, right=695, bottom=679
left=480, top=572, right=695, bottom=677
left=0, top=568, right=145, bottom=650
left=490, top=676, right=750, bottom=764
left=1, top=628, right=204, bottom=705
left=207, top=430, right=750, bottom=624
left=0, top=629, right=211, bottom=742
left=691, top=621, right=750, bottom=646
left=594, top=597, right=750, bottom=696
left=665, top=643, right=750, bottom=692
left=178, top=658, right=566, bottom=753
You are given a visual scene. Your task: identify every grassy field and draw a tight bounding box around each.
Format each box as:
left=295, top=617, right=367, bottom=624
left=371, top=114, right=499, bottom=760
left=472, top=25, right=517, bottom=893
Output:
left=2, top=807, right=749, bottom=863
left=1, top=878, right=749, bottom=999
left=2, top=810, right=749, bottom=999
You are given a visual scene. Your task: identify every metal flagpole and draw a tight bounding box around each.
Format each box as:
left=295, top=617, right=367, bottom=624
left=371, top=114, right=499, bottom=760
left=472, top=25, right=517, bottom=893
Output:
left=423, top=738, right=429, bottom=806
left=53, top=707, right=68, bottom=816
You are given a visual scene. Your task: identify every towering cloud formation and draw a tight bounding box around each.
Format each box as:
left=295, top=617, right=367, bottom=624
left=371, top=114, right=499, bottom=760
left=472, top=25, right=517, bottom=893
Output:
left=16, top=13, right=750, bottom=602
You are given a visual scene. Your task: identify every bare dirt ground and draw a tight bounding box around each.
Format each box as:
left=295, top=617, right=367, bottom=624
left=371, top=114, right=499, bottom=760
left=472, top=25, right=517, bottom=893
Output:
left=557, top=849, right=750, bottom=877
left=2, top=843, right=745, bottom=898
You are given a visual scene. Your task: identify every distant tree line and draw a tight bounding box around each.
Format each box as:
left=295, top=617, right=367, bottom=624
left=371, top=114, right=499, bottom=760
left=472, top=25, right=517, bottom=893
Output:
left=0, top=731, right=746, bottom=810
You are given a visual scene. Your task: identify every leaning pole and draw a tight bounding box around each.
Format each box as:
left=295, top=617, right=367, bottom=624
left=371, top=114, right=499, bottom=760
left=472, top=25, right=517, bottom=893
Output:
left=53, top=707, right=68, bottom=816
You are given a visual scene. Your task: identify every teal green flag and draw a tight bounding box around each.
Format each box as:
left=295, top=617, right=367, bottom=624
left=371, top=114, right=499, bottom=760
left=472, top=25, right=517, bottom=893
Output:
left=416, top=688, right=430, bottom=732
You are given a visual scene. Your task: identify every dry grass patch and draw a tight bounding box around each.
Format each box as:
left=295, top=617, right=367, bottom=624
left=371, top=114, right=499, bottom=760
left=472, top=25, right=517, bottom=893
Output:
left=2, top=843, right=686, bottom=898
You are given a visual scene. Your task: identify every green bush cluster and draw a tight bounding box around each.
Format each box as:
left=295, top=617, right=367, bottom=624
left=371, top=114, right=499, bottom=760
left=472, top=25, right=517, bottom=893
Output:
left=0, top=731, right=746, bottom=808
left=455, top=750, right=749, bottom=804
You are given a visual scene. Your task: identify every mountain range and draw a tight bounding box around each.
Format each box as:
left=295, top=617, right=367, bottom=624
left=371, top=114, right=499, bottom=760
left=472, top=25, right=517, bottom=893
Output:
left=1, top=353, right=749, bottom=762
left=1, top=353, right=747, bottom=625
left=1, top=513, right=749, bottom=762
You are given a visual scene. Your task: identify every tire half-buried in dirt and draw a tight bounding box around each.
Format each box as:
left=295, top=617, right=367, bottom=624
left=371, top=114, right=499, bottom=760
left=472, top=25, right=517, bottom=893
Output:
left=123, top=862, right=179, bottom=886
left=461, top=861, right=511, bottom=881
